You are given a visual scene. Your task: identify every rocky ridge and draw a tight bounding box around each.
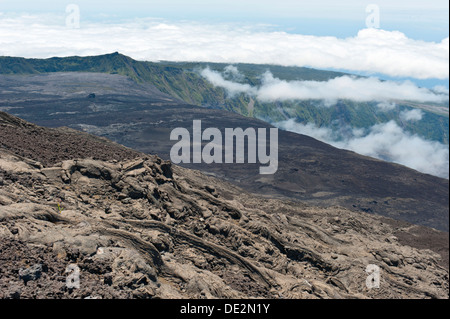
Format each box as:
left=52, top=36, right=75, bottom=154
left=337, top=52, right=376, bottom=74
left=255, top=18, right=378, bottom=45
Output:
left=0, top=112, right=448, bottom=299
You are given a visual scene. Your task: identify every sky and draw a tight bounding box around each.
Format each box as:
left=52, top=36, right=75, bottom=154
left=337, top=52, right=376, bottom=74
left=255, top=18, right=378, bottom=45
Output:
left=0, top=1, right=448, bottom=85
left=0, top=1, right=448, bottom=41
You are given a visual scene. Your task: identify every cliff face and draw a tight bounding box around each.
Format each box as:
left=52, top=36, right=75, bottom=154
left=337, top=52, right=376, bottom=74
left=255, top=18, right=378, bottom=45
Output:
left=0, top=112, right=448, bottom=299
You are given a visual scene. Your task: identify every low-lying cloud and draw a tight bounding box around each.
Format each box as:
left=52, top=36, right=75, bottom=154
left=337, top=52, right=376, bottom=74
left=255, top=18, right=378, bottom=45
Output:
left=276, top=119, right=449, bottom=179
left=399, top=109, right=424, bottom=122
left=204, top=66, right=449, bottom=178
left=376, top=102, right=397, bottom=111
left=201, top=67, right=449, bottom=104
left=200, top=67, right=255, bottom=97
left=0, top=14, right=448, bottom=79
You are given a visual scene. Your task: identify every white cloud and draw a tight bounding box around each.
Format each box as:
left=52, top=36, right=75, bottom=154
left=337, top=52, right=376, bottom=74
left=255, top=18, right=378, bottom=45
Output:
left=200, top=67, right=255, bottom=97
left=433, top=85, right=450, bottom=94
left=0, top=14, right=448, bottom=79
left=223, top=65, right=245, bottom=82
left=201, top=67, right=449, bottom=104
left=260, top=73, right=448, bottom=103
left=399, top=109, right=424, bottom=122
left=376, top=102, right=397, bottom=111
left=276, top=119, right=449, bottom=179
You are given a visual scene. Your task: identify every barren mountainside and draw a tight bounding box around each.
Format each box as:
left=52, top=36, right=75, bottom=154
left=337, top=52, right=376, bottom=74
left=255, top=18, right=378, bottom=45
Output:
left=1, top=53, right=447, bottom=144
left=1, top=71, right=448, bottom=231
left=0, top=112, right=448, bottom=299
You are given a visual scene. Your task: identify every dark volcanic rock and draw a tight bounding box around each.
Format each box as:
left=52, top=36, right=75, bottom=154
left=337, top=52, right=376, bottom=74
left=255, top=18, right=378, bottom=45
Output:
left=0, top=239, right=130, bottom=299
left=19, top=264, right=43, bottom=283
left=0, top=113, right=448, bottom=299
left=0, top=111, right=142, bottom=166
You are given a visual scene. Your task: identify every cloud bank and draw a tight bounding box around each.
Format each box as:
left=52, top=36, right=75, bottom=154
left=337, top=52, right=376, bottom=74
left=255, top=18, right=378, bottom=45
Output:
left=276, top=119, right=449, bottom=179
left=200, top=67, right=449, bottom=104
left=0, top=14, right=448, bottom=79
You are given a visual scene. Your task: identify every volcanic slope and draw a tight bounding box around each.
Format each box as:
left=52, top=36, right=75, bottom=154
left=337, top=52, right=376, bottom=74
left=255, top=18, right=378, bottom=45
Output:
left=0, top=112, right=448, bottom=299
left=0, top=72, right=448, bottom=232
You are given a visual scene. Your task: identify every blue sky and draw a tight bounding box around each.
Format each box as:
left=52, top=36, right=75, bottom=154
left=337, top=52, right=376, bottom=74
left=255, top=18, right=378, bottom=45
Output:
left=1, top=0, right=448, bottom=40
